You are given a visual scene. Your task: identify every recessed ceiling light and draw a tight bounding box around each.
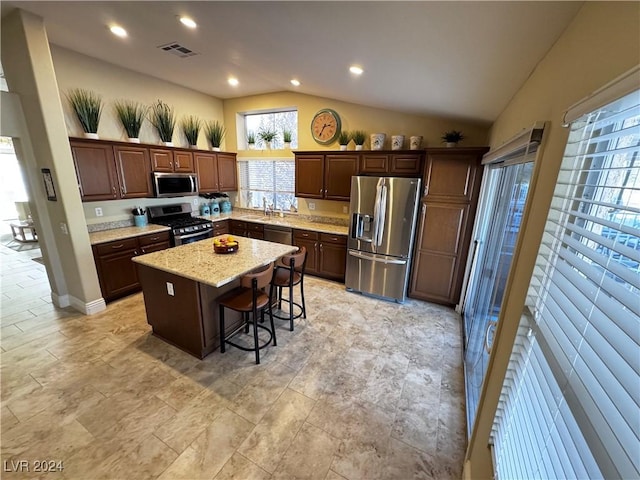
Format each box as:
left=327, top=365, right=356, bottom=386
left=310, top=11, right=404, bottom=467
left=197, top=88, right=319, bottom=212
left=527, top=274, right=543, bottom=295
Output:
left=110, top=25, right=128, bottom=38
left=349, top=65, right=363, bottom=75
left=228, top=77, right=239, bottom=87
left=179, top=16, right=197, bottom=29
left=290, top=79, right=301, bottom=87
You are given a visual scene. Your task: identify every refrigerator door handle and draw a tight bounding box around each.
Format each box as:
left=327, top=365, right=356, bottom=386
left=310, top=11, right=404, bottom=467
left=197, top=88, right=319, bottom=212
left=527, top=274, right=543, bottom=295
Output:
left=348, top=249, right=407, bottom=265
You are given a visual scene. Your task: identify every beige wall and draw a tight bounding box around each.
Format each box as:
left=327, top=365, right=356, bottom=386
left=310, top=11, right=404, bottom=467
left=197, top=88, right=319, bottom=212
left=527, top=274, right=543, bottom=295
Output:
left=52, top=46, right=224, bottom=150
left=224, top=91, right=490, bottom=217
left=464, top=2, right=640, bottom=478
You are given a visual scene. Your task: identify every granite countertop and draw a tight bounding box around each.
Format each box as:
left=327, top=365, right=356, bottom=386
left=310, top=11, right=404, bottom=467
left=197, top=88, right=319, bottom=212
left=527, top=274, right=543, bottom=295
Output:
left=132, top=236, right=297, bottom=288
left=201, top=212, right=349, bottom=236
left=89, top=224, right=171, bottom=245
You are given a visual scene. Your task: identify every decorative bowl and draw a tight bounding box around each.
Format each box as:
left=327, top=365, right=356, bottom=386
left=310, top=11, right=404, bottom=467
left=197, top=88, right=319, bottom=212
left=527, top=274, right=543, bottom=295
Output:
left=214, top=244, right=239, bottom=254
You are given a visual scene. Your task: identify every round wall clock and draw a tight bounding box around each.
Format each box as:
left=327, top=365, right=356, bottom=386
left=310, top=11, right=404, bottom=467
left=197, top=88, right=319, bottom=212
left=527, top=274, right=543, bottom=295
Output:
left=311, top=109, right=341, bottom=145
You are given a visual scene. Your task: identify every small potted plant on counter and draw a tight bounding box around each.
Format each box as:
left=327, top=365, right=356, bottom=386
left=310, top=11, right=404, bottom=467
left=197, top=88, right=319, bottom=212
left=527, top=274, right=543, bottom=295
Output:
left=258, top=128, right=277, bottom=150
left=114, top=100, right=145, bottom=143
left=67, top=88, right=103, bottom=139
left=149, top=100, right=176, bottom=146
left=205, top=120, right=226, bottom=151
left=247, top=131, right=256, bottom=150
left=338, top=130, right=350, bottom=150
left=283, top=129, right=293, bottom=149
left=352, top=130, right=367, bottom=151
left=442, top=130, right=464, bottom=147
left=181, top=115, right=202, bottom=148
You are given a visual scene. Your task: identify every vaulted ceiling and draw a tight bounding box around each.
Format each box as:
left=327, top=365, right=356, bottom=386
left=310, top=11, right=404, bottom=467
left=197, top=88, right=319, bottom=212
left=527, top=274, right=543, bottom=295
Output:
left=2, top=1, right=582, bottom=124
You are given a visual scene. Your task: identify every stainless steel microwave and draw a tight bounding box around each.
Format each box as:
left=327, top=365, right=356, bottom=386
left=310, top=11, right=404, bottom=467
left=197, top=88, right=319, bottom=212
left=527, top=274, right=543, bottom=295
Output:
left=152, top=172, right=198, bottom=198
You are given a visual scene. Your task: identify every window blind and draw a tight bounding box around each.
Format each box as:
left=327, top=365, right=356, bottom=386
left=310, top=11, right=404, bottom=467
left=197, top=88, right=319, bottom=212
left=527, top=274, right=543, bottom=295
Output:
left=491, top=88, right=640, bottom=479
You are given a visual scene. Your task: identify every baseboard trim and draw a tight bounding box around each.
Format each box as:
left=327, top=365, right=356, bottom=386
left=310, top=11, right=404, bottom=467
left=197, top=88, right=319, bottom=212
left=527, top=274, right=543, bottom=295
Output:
left=51, top=292, right=106, bottom=315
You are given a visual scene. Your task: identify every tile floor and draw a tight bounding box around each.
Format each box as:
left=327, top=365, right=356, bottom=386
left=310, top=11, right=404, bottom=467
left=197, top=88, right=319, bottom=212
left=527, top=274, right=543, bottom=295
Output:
left=0, top=238, right=467, bottom=479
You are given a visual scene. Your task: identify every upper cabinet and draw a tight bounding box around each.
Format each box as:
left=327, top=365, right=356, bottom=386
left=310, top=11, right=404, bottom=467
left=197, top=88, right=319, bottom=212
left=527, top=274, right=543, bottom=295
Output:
left=150, top=149, right=195, bottom=173
left=195, top=152, right=237, bottom=194
left=294, top=150, right=424, bottom=201
left=70, top=137, right=237, bottom=202
left=423, top=148, right=485, bottom=202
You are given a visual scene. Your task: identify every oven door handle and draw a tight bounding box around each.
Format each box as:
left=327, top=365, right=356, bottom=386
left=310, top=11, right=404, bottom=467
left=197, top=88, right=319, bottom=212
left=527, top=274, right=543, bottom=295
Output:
left=175, top=228, right=213, bottom=241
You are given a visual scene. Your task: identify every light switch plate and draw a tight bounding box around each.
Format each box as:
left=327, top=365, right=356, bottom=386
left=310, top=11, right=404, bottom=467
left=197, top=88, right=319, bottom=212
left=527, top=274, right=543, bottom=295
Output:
left=95, top=207, right=103, bottom=217
left=166, top=282, right=174, bottom=296
left=308, top=202, right=316, bottom=211
left=343, top=206, right=348, bottom=214
left=193, top=198, right=199, bottom=206
left=60, top=222, right=68, bottom=235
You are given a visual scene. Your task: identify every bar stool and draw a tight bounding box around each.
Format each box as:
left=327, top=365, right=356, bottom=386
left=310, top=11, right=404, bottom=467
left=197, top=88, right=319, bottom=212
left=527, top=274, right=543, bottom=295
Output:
left=271, top=246, right=307, bottom=331
left=219, top=262, right=276, bottom=364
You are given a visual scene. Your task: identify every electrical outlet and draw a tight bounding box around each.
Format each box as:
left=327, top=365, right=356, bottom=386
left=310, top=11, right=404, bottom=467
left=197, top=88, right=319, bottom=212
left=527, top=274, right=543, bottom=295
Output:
left=95, top=207, right=103, bottom=217
left=166, top=282, right=174, bottom=296
left=60, top=222, right=68, bottom=235
left=343, top=206, right=348, bottom=214
left=308, top=202, right=316, bottom=211
left=193, top=198, right=199, bottom=206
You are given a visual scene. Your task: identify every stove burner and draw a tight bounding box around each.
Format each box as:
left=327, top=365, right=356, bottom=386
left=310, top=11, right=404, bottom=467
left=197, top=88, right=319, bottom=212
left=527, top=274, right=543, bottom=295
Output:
left=152, top=217, right=211, bottom=229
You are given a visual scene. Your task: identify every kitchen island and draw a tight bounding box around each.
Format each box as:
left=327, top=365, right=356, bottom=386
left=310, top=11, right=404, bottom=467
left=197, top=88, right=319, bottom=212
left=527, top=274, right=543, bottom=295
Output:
left=133, top=236, right=297, bottom=359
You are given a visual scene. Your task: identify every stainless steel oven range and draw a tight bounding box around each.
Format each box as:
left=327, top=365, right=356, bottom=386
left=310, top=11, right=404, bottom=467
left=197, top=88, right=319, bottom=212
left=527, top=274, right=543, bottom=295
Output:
left=148, top=203, right=213, bottom=246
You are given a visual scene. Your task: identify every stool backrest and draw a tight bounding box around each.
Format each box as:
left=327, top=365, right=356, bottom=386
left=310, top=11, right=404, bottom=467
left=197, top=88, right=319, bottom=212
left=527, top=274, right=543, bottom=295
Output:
left=241, top=262, right=274, bottom=290
left=281, top=246, right=307, bottom=272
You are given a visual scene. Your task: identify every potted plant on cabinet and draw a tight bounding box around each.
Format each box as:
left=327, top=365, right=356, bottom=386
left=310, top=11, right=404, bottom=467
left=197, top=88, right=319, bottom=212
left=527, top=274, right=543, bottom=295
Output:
left=114, top=100, right=145, bottom=143
left=67, top=88, right=103, bottom=139
left=258, top=128, right=277, bottom=150
left=351, top=130, right=367, bottom=151
left=149, top=100, right=176, bottom=146
left=441, top=130, right=464, bottom=147
left=247, top=131, right=256, bottom=150
left=338, top=130, right=350, bottom=150
left=283, top=129, right=293, bottom=149
left=205, top=120, right=226, bottom=151
left=181, top=115, right=202, bottom=148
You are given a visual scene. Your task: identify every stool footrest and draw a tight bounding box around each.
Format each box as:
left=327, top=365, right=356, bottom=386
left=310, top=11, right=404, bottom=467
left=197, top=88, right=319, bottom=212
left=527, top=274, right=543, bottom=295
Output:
left=224, top=323, right=274, bottom=352
left=272, top=298, right=304, bottom=321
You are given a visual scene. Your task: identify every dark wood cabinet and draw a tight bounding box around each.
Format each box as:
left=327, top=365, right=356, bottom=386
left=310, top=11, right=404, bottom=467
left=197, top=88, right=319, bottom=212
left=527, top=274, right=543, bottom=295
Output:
left=113, top=145, right=153, bottom=198
left=325, top=155, right=358, bottom=200
left=295, top=154, right=324, bottom=199
left=71, top=141, right=119, bottom=201
left=295, top=150, right=424, bottom=201
left=174, top=151, right=195, bottom=173
left=93, top=231, right=170, bottom=302
left=195, top=152, right=237, bottom=194
left=318, top=233, right=347, bottom=281
left=212, top=220, right=230, bottom=236
left=229, top=220, right=263, bottom=239
left=293, top=229, right=346, bottom=281
left=150, top=148, right=194, bottom=173
left=409, top=147, right=488, bottom=306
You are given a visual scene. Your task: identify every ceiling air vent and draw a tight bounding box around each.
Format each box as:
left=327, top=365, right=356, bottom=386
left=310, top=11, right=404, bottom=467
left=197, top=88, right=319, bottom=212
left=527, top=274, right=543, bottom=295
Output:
left=157, top=42, right=198, bottom=59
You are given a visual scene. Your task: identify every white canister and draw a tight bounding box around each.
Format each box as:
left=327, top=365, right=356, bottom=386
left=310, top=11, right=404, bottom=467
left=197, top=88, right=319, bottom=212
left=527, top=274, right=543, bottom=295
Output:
left=410, top=136, right=423, bottom=150
left=370, top=133, right=386, bottom=150
left=392, top=135, right=405, bottom=150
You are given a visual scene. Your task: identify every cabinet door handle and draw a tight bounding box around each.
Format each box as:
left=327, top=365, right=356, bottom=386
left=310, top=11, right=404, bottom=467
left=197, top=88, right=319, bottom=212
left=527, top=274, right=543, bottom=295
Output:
left=423, top=186, right=428, bottom=196
left=112, top=186, right=116, bottom=195
left=320, top=244, right=323, bottom=251
left=149, top=236, right=159, bottom=241
left=302, top=233, right=309, bottom=237
left=134, top=250, right=139, bottom=255
left=176, top=159, right=180, bottom=168
left=111, top=244, right=124, bottom=249
left=170, top=161, right=173, bottom=169
left=121, top=184, right=126, bottom=196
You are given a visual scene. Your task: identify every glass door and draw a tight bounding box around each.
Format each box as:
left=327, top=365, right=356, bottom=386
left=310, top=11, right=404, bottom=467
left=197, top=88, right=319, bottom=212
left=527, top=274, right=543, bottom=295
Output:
left=462, top=160, right=534, bottom=432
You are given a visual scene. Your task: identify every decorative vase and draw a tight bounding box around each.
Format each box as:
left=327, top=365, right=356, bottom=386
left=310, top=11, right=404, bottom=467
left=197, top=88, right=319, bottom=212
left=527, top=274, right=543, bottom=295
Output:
left=83, top=132, right=99, bottom=140
left=248, top=143, right=256, bottom=150
left=212, top=147, right=221, bottom=152
left=265, top=141, right=272, bottom=150
left=355, top=145, right=363, bottom=151
left=284, top=142, right=291, bottom=149
left=128, top=137, right=140, bottom=143
left=410, top=136, right=423, bottom=150
left=446, top=142, right=457, bottom=148
left=370, top=133, right=386, bottom=151
left=392, top=135, right=405, bottom=150
left=339, top=144, right=348, bottom=151
left=189, top=144, right=198, bottom=149
left=163, top=141, right=174, bottom=147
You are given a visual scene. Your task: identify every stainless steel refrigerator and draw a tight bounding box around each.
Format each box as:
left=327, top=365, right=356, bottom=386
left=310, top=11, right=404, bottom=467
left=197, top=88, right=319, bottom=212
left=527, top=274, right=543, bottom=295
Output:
left=345, top=176, right=421, bottom=302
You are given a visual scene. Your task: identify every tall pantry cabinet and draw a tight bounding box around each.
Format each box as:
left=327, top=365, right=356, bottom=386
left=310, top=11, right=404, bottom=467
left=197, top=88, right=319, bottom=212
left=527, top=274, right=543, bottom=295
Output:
left=409, top=147, right=488, bottom=306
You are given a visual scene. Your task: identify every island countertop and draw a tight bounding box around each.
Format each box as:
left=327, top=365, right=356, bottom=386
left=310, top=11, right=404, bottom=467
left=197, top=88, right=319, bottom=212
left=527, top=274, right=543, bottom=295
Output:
left=132, top=235, right=297, bottom=288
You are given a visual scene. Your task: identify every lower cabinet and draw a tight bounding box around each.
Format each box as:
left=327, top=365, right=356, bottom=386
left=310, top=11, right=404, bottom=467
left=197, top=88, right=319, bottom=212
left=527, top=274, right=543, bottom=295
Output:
left=293, top=229, right=347, bottom=281
left=93, top=231, right=170, bottom=302
left=212, top=219, right=230, bottom=236
left=229, top=220, right=264, bottom=239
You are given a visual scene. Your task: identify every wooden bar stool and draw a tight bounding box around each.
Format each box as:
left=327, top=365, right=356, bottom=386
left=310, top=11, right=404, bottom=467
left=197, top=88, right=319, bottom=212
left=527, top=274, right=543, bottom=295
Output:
left=271, top=246, right=307, bottom=331
left=219, top=262, right=276, bottom=364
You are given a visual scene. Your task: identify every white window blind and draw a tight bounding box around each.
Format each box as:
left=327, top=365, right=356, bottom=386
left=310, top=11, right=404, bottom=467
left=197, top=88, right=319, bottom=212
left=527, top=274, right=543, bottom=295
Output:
left=491, top=88, right=640, bottom=479
left=237, top=159, right=297, bottom=212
